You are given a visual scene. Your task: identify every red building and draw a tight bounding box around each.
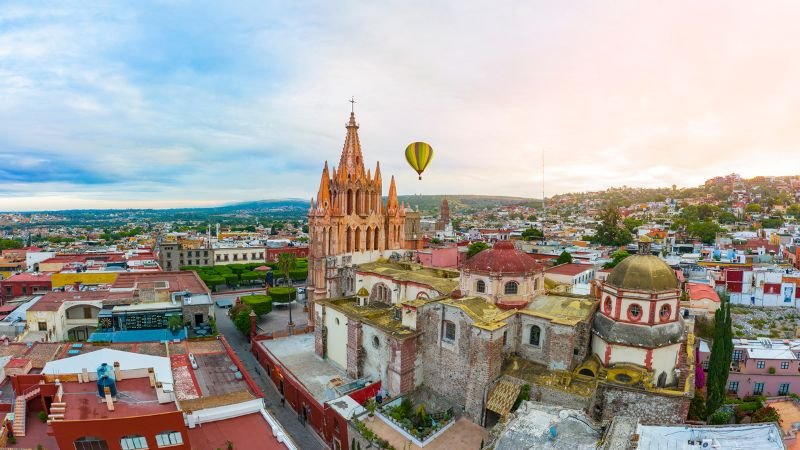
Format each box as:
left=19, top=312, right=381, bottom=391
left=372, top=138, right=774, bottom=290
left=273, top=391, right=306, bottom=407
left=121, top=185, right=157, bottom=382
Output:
left=266, top=246, right=309, bottom=262
left=0, top=272, right=52, bottom=303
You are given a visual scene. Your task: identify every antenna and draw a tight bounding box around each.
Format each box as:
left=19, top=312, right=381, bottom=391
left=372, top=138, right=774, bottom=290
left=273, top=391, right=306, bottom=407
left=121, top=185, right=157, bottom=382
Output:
left=541, top=150, right=546, bottom=213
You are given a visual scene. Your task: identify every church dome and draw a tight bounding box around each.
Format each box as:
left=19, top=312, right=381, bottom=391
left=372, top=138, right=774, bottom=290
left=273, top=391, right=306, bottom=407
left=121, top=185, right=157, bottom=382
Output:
left=464, top=241, right=541, bottom=275
left=606, top=254, right=678, bottom=292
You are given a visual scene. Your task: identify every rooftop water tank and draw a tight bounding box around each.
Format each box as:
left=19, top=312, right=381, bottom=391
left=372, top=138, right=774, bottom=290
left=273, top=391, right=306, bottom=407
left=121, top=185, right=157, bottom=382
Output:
left=96, top=362, right=117, bottom=398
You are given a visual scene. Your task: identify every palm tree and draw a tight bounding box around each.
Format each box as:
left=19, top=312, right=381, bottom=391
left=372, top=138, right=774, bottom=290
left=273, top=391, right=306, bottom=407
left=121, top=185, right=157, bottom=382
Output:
left=277, top=252, right=297, bottom=327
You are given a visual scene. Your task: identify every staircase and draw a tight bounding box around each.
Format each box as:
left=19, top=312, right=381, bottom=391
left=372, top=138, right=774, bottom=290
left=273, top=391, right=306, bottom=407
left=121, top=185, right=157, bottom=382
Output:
left=12, top=386, right=41, bottom=437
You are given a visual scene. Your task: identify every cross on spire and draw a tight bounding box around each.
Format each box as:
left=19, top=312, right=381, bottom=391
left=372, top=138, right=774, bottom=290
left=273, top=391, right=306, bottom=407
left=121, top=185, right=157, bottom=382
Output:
left=349, top=96, right=356, bottom=113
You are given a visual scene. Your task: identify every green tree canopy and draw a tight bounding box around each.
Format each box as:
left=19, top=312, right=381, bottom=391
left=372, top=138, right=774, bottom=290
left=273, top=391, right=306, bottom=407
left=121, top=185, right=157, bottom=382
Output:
left=787, top=204, right=800, bottom=217
left=603, top=250, right=631, bottom=269
left=521, top=228, right=544, bottom=241
left=467, top=242, right=490, bottom=258
left=687, top=220, right=721, bottom=244
left=718, top=211, right=737, bottom=224
left=706, top=300, right=732, bottom=420
left=592, top=204, right=633, bottom=246
left=0, top=239, right=25, bottom=250
left=555, top=251, right=573, bottom=265
left=745, top=203, right=763, bottom=213
left=760, top=217, right=784, bottom=229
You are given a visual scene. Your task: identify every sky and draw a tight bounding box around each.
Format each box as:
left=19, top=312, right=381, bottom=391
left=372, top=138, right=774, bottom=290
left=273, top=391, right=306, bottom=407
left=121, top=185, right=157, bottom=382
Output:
left=2, top=1, right=800, bottom=211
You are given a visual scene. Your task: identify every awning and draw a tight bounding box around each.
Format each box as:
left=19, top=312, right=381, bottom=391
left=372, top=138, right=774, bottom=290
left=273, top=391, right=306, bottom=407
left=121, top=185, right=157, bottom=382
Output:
left=486, top=380, right=521, bottom=416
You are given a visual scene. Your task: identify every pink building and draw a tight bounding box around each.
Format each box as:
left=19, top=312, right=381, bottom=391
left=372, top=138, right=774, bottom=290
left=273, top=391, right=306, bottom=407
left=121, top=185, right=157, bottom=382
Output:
left=415, top=246, right=464, bottom=269
left=698, top=338, right=800, bottom=397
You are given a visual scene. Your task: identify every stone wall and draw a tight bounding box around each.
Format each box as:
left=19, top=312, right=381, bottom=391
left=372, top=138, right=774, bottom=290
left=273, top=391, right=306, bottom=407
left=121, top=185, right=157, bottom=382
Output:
left=346, top=319, right=363, bottom=379
left=463, top=327, right=504, bottom=422
left=386, top=336, right=417, bottom=397
left=593, top=383, right=690, bottom=424
left=418, top=304, right=473, bottom=410
left=182, top=304, right=210, bottom=326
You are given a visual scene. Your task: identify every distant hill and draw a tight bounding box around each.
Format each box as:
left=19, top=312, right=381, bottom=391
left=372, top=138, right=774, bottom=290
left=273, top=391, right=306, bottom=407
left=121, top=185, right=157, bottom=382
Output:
left=397, top=195, right=540, bottom=213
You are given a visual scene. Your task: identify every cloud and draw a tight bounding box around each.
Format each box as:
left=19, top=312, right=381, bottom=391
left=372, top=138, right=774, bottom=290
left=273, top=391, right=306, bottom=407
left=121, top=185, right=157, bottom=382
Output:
left=1, top=1, right=800, bottom=210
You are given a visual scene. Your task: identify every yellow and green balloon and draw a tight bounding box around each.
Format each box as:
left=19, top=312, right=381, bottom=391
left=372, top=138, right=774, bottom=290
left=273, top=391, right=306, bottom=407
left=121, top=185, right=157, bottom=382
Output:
left=404, top=142, right=433, bottom=180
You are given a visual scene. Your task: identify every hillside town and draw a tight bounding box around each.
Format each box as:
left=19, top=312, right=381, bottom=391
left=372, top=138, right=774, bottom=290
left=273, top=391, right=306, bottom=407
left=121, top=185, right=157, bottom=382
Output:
left=0, top=112, right=798, bottom=449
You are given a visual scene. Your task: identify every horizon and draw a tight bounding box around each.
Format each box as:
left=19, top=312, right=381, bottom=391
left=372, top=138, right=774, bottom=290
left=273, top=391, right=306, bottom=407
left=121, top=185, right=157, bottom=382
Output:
left=3, top=1, right=800, bottom=210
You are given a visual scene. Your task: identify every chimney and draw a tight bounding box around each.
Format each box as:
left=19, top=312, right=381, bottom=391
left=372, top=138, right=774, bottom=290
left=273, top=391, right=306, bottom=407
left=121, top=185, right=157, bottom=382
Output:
left=148, top=368, right=156, bottom=387
left=113, top=361, right=123, bottom=381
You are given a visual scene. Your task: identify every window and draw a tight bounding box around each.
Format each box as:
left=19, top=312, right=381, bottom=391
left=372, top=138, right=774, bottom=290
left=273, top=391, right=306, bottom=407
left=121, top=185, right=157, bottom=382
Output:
left=74, top=437, right=109, bottom=450
left=702, top=359, right=709, bottom=370
left=627, top=304, right=642, bottom=322
left=778, top=383, right=790, bottom=395
left=529, top=325, right=541, bottom=347
left=757, top=360, right=765, bottom=369
left=476, top=280, right=486, bottom=293
left=155, top=431, right=183, bottom=447
left=502, top=331, right=507, bottom=346
left=753, top=382, right=765, bottom=395
left=732, top=349, right=743, bottom=362
left=442, top=320, right=456, bottom=343
left=120, top=436, right=149, bottom=450
left=372, top=336, right=380, bottom=349
left=38, top=321, right=47, bottom=331
left=728, top=381, right=739, bottom=393
left=604, top=297, right=613, bottom=315
left=659, top=304, right=671, bottom=320
left=781, top=361, right=790, bottom=370
left=504, top=281, right=518, bottom=295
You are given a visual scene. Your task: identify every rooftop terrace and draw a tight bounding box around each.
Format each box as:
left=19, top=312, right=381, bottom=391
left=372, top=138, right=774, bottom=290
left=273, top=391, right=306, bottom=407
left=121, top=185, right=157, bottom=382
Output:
left=259, top=333, right=355, bottom=403
left=318, top=297, right=418, bottom=337
left=61, top=376, right=176, bottom=420
left=520, top=294, right=596, bottom=326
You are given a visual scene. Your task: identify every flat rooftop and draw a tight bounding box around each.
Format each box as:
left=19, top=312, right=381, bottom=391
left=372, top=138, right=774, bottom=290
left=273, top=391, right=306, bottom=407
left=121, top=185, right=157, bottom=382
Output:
left=520, top=294, right=596, bottom=326
left=187, top=412, right=285, bottom=450
left=61, top=377, right=177, bottom=420
left=260, top=333, right=353, bottom=403
left=636, top=423, right=785, bottom=450
left=112, top=271, right=209, bottom=293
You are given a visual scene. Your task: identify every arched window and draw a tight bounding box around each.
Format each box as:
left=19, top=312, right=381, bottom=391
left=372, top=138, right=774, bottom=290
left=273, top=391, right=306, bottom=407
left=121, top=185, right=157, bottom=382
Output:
left=529, top=325, right=541, bottom=346
left=660, top=304, right=671, bottom=320
left=604, top=297, right=613, bottom=315
left=628, top=304, right=642, bottom=322
left=442, top=320, right=456, bottom=342
left=476, top=280, right=486, bottom=293
left=120, top=435, right=149, bottom=450
left=504, top=281, right=518, bottom=295
left=75, top=437, right=109, bottom=450
left=155, top=431, right=183, bottom=447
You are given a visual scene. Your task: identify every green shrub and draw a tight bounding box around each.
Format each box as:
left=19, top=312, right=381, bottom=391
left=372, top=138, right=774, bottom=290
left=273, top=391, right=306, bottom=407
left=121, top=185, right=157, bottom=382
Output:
left=242, top=294, right=272, bottom=316
left=752, top=406, right=781, bottom=424
left=709, top=411, right=731, bottom=425
left=270, top=287, right=296, bottom=303
left=512, top=384, right=531, bottom=411
left=240, top=271, right=262, bottom=282
left=38, top=410, right=47, bottom=422
left=224, top=273, right=239, bottom=286
left=289, top=268, right=308, bottom=280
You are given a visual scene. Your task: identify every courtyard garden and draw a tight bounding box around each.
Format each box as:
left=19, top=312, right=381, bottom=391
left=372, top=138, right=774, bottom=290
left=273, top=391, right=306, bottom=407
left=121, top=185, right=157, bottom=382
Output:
left=378, top=396, right=455, bottom=443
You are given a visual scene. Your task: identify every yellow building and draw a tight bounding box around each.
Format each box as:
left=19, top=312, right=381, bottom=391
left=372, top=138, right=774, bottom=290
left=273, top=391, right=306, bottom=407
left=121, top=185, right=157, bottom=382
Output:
left=51, top=272, right=119, bottom=288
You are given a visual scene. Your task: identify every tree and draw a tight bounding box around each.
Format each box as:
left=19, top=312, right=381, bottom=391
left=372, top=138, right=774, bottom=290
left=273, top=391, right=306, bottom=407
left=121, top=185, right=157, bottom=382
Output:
left=526, top=214, right=538, bottom=222
left=277, top=252, right=298, bottom=327
left=687, top=220, right=721, bottom=244
left=232, top=304, right=254, bottom=336
left=745, top=203, right=763, bottom=213
left=752, top=406, right=781, bottom=424
left=166, top=315, right=184, bottom=333
left=555, top=251, right=573, bottom=265
left=623, top=217, right=644, bottom=233
left=593, top=204, right=633, bottom=246
left=688, top=391, right=707, bottom=421
left=0, top=239, right=24, bottom=250
left=718, top=211, right=737, bottom=224
left=787, top=204, right=800, bottom=217
left=521, top=228, right=544, bottom=241
left=467, top=242, right=490, bottom=258
left=706, top=299, right=732, bottom=420
left=603, top=250, right=631, bottom=269
left=760, top=217, right=784, bottom=229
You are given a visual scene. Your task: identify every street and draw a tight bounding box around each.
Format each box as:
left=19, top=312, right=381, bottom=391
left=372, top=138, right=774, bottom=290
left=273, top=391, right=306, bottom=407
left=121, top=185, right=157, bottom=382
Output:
left=213, top=302, right=325, bottom=450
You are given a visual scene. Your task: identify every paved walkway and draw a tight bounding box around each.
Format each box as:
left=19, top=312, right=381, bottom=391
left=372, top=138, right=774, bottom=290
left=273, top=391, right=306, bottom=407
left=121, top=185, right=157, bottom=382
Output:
left=214, top=305, right=326, bottom=450
left=213, top=293, right=310, bottom=334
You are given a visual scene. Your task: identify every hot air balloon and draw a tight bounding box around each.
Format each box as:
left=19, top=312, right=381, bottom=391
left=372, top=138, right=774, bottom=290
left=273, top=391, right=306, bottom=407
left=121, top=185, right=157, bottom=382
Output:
left=405, top=142, right=433, bottom=180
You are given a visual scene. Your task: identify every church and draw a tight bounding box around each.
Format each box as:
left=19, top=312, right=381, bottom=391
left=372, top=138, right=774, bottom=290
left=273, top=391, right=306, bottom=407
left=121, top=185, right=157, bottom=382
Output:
left=307, top=111, right=422, bottom=324
left=307, top=111, right=695, bottom=429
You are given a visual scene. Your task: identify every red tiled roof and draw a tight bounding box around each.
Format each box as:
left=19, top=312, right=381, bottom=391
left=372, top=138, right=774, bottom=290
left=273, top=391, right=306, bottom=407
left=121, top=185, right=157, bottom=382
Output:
left=41, top=253, right=126, bottom=264
left=546, top=263, right=593, bottom=276
left=6, top=357, right=29, bottom=369
left=687, top=283, right=720, bottom=302
left=464, top=241, right=543, bottom=275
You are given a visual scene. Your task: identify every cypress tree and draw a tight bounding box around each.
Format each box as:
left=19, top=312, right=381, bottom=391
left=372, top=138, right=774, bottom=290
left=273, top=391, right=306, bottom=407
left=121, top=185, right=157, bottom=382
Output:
left=706, top=299, right=732, bottom=419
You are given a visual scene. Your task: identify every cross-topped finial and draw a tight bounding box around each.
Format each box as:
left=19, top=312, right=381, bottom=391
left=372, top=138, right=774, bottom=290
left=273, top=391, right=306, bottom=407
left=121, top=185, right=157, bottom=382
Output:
left=349, top=96, right=356, bottom=113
